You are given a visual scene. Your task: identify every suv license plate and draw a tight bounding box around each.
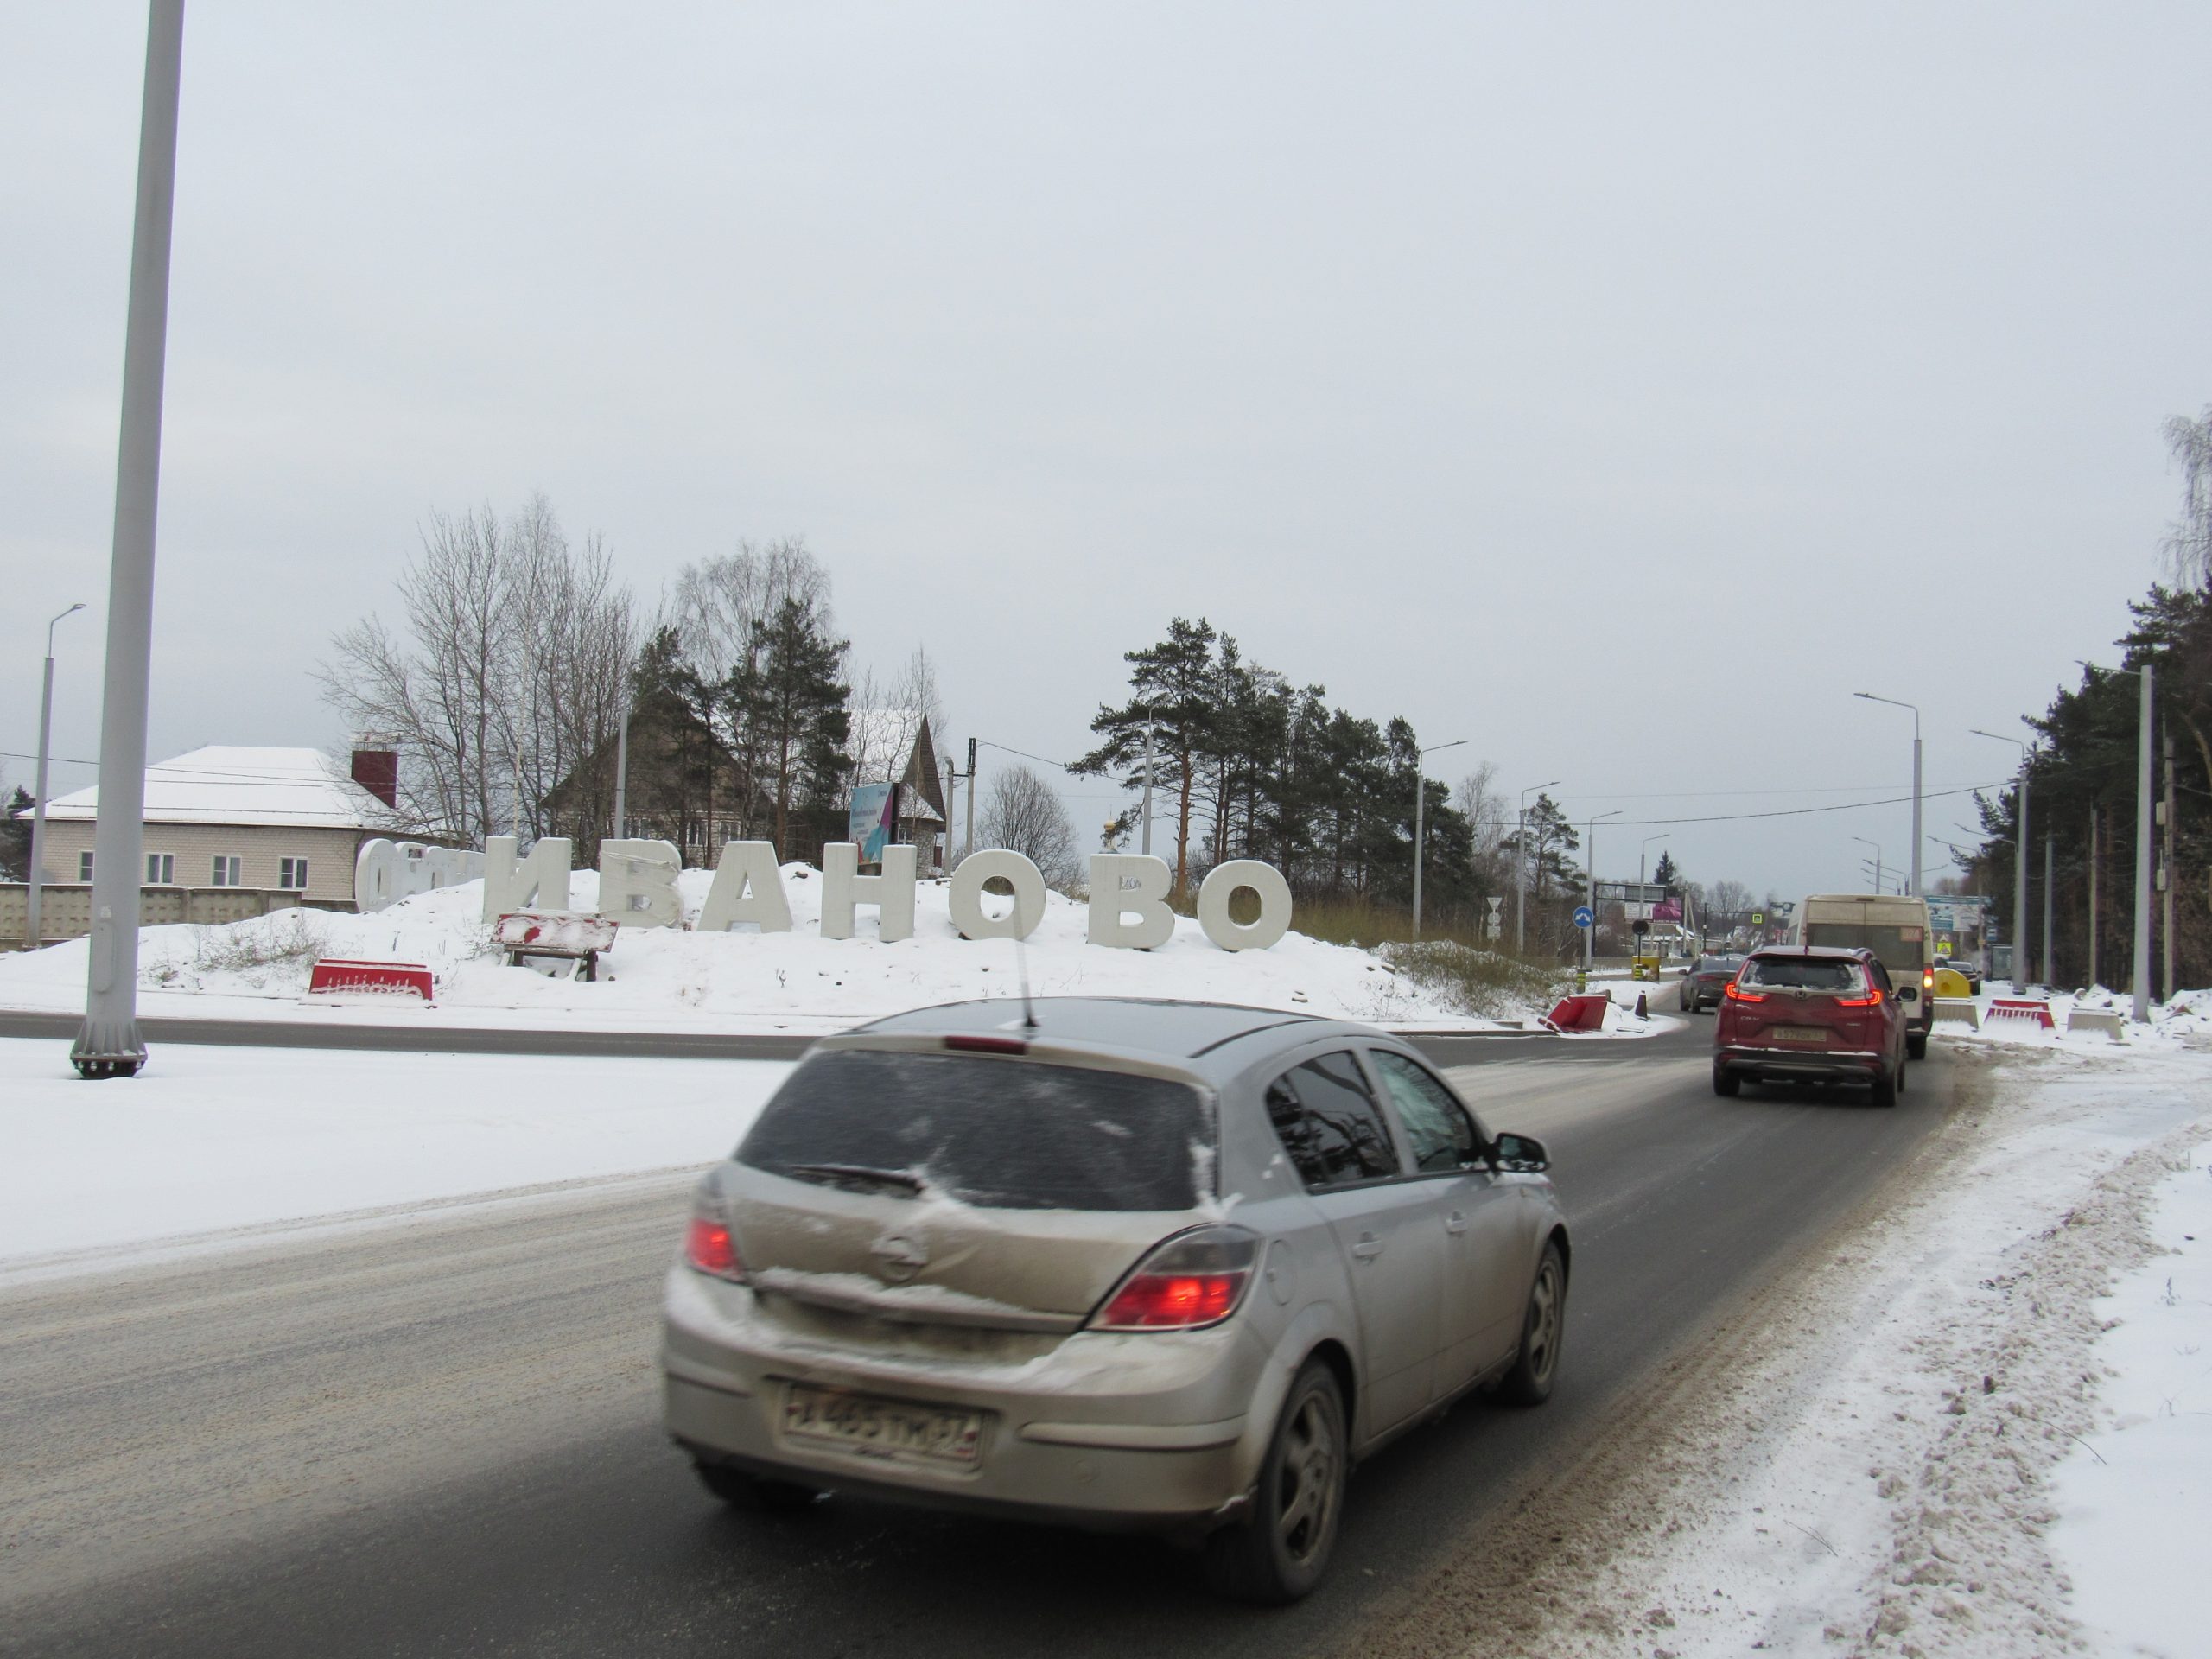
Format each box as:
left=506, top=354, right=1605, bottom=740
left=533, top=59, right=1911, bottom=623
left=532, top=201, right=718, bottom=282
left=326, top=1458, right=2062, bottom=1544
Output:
left=1772, top=1026, right=1827, bottom=1044
left=782, top=1384, right=985, bottom=1468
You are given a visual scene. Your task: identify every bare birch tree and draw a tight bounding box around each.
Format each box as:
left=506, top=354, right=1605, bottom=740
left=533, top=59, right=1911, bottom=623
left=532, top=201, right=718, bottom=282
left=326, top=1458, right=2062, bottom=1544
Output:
left=2164, top=406, right=2212, bottom=588
left=976, top=764, right=1082, bottom=891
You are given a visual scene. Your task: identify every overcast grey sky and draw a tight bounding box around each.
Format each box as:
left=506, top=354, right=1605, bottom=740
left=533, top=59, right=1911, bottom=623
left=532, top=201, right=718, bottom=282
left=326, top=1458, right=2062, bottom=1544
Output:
left=4, top=2, right=2205, bottom=900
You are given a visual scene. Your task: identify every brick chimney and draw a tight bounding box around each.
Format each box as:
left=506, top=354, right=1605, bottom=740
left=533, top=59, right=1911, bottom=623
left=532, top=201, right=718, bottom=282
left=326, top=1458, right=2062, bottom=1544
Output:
left=350, top=746, right=398, bottom=808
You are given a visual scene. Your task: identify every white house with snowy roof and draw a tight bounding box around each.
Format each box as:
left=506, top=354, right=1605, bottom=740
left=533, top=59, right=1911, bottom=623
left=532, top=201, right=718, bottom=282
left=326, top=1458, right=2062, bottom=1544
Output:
left=23, top=745, right=401, bottom=910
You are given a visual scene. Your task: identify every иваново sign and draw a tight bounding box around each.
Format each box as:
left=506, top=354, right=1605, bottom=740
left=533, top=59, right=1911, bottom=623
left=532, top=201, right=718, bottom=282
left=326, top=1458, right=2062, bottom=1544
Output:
left=355, top=836, right=1296, bottom=953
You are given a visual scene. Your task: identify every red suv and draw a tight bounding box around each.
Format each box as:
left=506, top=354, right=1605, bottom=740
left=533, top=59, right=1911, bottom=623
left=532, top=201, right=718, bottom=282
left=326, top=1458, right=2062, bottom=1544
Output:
left=1713, top=945, right=1908, bottom=1107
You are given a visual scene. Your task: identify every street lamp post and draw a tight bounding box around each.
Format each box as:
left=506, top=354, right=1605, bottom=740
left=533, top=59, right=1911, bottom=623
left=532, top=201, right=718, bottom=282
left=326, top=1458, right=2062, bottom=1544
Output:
left=1972, top=729, right=2032, bottom=995
left=1586, top=809, right=1622, bottom=974
left=1516, top=779, right=1560, bottom=955
left=1410, top=738, right=1466, bottom=939
left=27, top=603, right=87, bottom=950
left=1849, top=690, right=1920, bottom=898
left=1638, top=833, right=1668, bottom=890
left=73, top=0, right=185, bottom=1080
left=1851, top=836, right=1885, bottom=894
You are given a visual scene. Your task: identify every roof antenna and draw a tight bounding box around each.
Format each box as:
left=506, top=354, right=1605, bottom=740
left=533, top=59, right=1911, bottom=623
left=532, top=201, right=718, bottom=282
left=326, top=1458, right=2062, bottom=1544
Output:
left=1014, top=936, right=1039, bottom=1031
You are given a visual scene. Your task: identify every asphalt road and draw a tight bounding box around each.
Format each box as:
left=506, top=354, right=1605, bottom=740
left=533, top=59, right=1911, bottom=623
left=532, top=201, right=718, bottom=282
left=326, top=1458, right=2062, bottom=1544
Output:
left=0, top=1005, right=1964, bottom=1658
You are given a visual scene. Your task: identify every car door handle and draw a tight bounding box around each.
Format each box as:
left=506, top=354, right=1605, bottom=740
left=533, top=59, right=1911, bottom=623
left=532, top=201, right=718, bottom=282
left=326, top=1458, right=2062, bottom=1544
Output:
left=1351, top=1234, right=1385, bottom=1261
left=1445, top=1212, right=1469, bottom=1235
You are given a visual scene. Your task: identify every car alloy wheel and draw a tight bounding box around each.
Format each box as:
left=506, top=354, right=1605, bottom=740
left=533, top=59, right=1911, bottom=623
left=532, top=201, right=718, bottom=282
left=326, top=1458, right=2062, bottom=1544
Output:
left=1493, top=1242, right=1567, bottom=1406
left=1274, top=1387, right=1341, bottom=1567
left=1201, top=1359, right=1346, bottom=1603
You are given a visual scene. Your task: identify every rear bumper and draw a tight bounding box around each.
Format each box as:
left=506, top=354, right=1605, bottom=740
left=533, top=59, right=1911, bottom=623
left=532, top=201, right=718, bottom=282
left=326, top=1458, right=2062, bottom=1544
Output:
left=1715, top=1043, right=1887, bottom=1084
left=661, top=1268, right=1270, bottom=1529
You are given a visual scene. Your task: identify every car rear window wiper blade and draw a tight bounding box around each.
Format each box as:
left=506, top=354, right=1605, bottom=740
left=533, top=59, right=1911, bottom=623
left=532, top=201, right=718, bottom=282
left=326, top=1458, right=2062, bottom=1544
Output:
left=779, top=1161, right=925, bottom=1198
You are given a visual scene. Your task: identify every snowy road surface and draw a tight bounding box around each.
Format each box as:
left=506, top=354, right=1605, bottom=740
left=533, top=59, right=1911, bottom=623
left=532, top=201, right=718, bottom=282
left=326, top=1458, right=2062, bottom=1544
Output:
left=1, top=1018, right=1966, bottom=1659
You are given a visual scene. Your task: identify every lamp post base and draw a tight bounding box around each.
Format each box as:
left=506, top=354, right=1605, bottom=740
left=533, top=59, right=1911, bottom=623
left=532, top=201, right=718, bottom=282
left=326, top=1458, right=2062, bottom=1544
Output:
left=71, top=1022, right=148, bottom=1079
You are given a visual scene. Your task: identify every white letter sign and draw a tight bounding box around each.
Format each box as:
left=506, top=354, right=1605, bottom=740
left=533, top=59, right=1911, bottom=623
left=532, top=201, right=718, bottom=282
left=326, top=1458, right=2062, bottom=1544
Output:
left=1198, top=859, right=1294, bottom=951
left=821, top=842, right=917, bottom=943
left=599, top=838, right=683, bottom=929
left=1086, top=854, right=1176, bottom=950
left=697, top=841, right=793, bottom=933
left=946, top=850, right=1046, bottom=941
left=481, top=836, right=573, bottom=921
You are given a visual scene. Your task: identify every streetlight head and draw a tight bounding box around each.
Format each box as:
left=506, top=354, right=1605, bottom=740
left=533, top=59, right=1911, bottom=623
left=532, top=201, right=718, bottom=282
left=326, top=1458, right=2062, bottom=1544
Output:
left=65, top=602, right=85, bottom=616
left=1853, top=690, right=1873, bottom=701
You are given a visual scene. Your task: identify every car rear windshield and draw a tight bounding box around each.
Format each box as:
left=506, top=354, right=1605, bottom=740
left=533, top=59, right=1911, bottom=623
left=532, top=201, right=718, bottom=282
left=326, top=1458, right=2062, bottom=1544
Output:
left=1803, top=923, right=1923, bottom=974
left=1696, top=957, right=1743, bottom=972
left=1744, top=957, right=1866, bottom=992
left=737, top=1049, right=1211, bottom=1211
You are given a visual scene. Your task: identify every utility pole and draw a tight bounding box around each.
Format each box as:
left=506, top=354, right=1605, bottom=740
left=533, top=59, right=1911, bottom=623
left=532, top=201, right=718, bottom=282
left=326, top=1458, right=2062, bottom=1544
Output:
left=1516, top=779, right=1560, bottom=956
left=1853, top=693, right=1922, bottom=893
left=1974, top=729, right=2032, bottom=994
left=2135, top=667, right=2154, bottom=1020
left=964, top=738, right=977, bottom=861
left=1586, top=809, right=1621, bottom=975
left=612, top=700, right=630, bottom=844
left=944, top=757, right=957, bottom=873
left=27, top=603, right=86, bottom=950
left=1140, top=727, right=1154, bottom=857
left=73, top=0, right=184, bottom=1080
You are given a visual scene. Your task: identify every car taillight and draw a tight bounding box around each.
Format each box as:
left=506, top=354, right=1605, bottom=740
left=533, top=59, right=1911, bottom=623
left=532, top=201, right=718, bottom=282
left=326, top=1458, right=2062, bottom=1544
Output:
left=1090, top=1225, right=1258, bottom=1332
left=1834, top=988, right=1883, bottom=1007
left=685, top=1215, right=747, bottom=1281
left=1724, top=980, right=1766, bottom=1003
left=1923, top=969, right=1935, bottom=989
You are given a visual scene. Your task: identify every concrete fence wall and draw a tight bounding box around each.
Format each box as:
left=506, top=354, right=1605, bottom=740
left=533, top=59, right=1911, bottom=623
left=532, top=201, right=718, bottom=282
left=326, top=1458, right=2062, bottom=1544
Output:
left=1, top=885, right=354, bottom=950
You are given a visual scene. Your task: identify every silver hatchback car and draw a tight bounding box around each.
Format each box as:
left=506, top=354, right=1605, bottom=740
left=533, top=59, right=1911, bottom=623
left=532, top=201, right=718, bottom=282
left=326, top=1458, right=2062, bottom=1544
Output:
left=662, top=998, right=1570, bottom=1602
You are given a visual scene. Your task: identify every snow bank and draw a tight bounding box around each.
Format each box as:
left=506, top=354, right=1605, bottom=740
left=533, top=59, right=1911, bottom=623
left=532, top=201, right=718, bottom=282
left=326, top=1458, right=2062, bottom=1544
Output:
left=0, top=1038, right=787, bottom=1268
left=2049, top=1131, right=2212, bottom=1658
left=0, top=867, right=1518, bottom=1032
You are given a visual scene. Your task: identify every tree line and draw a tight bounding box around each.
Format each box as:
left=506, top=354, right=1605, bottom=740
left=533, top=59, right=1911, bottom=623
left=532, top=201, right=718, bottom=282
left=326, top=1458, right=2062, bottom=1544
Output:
left=1959, top=408, right=2212, bottom=997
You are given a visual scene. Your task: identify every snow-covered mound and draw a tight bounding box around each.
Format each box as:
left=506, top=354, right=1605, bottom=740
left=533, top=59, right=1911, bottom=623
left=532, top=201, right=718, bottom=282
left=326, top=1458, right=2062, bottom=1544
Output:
left=0, top=867, right=1509, bottom=1032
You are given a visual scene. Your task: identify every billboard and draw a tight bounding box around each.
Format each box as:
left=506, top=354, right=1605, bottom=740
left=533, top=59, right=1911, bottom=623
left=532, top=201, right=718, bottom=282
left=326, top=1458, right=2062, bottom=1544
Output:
left=848, top=783, right=899, bottom=865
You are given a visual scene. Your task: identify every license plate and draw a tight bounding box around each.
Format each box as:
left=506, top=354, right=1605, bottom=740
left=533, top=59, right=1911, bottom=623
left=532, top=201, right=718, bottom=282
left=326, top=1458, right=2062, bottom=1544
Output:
left=781, top=1383, right=985, bottom=1468
left=1771, top=1026, right=1827, bottom=1044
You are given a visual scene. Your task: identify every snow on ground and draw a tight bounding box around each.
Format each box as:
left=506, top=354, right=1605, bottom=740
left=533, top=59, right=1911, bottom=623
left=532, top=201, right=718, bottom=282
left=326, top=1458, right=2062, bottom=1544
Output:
left=0, top=1038, right=787, bottom=1269
left=2048, top=1128, right=2212, bottom=1659
left=0, top=868, right=1535, bottom=1033
left=1463, top=1008, right=2212, bottom=1659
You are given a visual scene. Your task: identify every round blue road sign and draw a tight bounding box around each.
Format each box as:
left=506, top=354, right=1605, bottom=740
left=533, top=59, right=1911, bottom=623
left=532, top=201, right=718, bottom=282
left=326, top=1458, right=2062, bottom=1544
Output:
left=1573, top=905, right=1594, bottom=929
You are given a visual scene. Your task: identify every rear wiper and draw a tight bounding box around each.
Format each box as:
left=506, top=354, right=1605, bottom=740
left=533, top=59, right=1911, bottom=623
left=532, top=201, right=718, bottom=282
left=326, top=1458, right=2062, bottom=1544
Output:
left=779, top=1162, right=925, bottom=1198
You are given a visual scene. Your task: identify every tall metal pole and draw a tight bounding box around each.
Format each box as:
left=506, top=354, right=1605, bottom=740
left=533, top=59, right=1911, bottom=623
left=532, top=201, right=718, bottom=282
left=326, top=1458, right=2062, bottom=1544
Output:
left=1585, top=810, right=1620, bottom=975
left=1853, top=694, right=1922, bottom=893
left=27, top=605, right=86, bottom=949
left=2133, top=666, right=2153, bottom=1021
left=73, top=0, right=184, bottom=1079
left=2087, top=802, right=2099, bottom=990
left=1140, top=727, right=1154, bottom=857
left=964, top=737, right=976, bottom=861
left=612, top=701, right=630, bottom=842
left=2015, top=769, right=2031, bottom=992
left=944, top=758, right=957, bottom=872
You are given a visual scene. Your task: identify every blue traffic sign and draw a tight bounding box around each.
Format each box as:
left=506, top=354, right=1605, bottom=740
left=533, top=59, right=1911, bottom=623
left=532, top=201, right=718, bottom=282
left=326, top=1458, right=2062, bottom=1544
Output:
left=1572, top=906, right=1594, bottom=929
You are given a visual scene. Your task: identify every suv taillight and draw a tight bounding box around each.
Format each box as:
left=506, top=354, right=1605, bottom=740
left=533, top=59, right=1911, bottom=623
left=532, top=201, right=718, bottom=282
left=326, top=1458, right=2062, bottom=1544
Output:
left=1724, top=980, right=1766, bottom=1003
left=684, top=1206, right=747, bottom=1281
left=1090, top=1226, right=1258, bottom=1332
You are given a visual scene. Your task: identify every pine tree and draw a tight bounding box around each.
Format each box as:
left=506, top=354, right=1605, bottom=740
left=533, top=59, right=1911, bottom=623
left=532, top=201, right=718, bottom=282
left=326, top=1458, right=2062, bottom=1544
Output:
left=733, top=596, right=852, bottom=860
left=1071, top=617, right=1221, bottom=897
left=1652, top=849, right=1681, bottom=888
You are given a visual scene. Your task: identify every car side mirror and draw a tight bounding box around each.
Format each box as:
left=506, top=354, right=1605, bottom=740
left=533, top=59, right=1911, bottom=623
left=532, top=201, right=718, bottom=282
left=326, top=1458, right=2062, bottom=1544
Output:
left=1491, top=1132, right=1548, bottom=1173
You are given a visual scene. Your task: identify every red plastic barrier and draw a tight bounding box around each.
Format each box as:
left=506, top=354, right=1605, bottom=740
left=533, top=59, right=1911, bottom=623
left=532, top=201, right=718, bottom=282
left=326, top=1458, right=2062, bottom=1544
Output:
left=1544, top=993, right=1609, bottom=1033
left=1987, top=998, right=2055, bottom=1029
left=308, top=958, right=435, bottom=1004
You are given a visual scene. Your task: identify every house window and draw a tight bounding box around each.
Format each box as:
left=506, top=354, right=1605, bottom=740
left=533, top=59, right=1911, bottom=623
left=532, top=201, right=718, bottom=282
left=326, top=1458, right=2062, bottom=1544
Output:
left=145, top=853, right=175, bottom=885
left=78, top=850, right=94, bottom=882
left=212, top=855, right=244, bottom=887
left=278, top=856, right=309, bottom=891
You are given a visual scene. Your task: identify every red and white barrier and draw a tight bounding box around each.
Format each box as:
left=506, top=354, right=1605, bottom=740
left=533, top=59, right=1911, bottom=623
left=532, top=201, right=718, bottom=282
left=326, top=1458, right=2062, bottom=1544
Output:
left=307, top=958, right=435, bottom=1005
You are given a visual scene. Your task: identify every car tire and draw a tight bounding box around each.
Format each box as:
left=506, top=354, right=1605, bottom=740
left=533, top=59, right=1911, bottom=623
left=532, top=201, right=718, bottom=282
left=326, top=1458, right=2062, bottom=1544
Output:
left=693, top=1460, right=817, bottom=1513
left=1492, top=1241, right=1567, bottom=1408
left=1713, top=1065, right=1740, bottom=1097
left=1870, top=1065, right=1897, bottom=1109
left=1907, top=1032, right=1928, bottom=1061
left=1200, top=1358, right=1347, bottom=1605
left=1896, top=1052, right=1908, bottom=1094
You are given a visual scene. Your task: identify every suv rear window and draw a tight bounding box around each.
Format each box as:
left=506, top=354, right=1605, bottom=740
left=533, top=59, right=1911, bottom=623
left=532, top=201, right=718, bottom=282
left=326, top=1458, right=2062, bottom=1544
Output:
left=737, top=1049, right=1211, bottom=1211
left=1802, top=924, right=1923, bottom=975
left=1744, top=956, right=1866, bottom=992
